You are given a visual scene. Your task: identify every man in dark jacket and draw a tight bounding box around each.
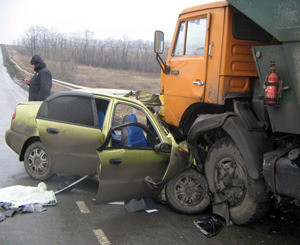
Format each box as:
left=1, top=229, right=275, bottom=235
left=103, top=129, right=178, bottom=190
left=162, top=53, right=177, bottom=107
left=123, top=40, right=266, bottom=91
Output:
left=24, top=55, right=52, bottom=101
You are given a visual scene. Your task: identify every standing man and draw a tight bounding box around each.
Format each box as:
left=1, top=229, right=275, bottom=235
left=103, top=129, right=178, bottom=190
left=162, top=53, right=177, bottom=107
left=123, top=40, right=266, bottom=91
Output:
left=24, top=55, right=52, bottom=101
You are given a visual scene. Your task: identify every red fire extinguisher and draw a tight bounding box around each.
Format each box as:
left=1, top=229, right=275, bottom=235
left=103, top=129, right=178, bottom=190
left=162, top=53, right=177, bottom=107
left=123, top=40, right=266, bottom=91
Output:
left=265, top=63, right=279, bottom=106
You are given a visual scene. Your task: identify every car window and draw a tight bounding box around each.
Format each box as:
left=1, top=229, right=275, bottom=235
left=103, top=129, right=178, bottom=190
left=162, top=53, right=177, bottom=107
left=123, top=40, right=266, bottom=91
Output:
left=41, top=96, right=95, bottom=127
left=111, top=103, right=160, bottom=149
left=95, top=98, right=110, bottom=130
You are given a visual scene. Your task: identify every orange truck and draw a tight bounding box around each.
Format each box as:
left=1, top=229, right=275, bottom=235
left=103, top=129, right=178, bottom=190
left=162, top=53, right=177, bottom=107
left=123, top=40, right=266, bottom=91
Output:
left=153, top=0, right=300, bottom=225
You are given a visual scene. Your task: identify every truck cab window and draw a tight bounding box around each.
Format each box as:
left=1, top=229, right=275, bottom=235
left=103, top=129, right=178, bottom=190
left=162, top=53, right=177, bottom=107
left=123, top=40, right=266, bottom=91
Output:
left=186, top=18, right=207, bottom=56
left=173, top=21, right=186, bottom=56
left=172, top=18, right=207, bottom=57
left=233, top=13, right=273, bottom=42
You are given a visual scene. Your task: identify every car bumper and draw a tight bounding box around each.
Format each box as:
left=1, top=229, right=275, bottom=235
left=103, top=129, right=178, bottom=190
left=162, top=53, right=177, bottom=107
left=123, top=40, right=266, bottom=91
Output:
left=5, top=129, right=28, bottom=155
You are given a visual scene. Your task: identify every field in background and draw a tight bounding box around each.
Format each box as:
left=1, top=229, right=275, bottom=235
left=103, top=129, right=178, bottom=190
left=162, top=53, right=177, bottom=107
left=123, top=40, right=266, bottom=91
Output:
left=6, top=45, right=161, bottom=94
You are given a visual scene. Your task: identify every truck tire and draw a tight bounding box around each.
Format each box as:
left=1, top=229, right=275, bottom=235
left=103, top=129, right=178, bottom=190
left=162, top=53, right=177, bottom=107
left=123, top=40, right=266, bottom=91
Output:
left=24, top=142, right=54, bottom=181
left=205, top=137, right=269, bottom=224
left=165, top=169, right=210, bottom=214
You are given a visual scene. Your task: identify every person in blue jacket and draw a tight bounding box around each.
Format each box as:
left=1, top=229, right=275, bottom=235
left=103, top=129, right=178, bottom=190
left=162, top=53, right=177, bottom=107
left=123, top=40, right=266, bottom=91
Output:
left=24, top=55, right=52, bottom=101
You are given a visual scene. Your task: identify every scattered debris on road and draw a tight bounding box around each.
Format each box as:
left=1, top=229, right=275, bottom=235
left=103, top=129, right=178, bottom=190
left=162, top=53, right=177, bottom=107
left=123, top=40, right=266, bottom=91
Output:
left=0, top=182, right=56, bottom=222
left=125, top=198, right=157, bottom=213
left=0, top=202, right=46, bottom=222
left=194, top=215, right=225, bottom=238
left=54, top=175, right=89, bottom=195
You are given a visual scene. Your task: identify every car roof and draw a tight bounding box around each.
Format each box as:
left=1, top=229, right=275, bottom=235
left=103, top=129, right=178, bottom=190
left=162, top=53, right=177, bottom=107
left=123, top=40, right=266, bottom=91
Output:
left=78, top=88, right=133, bottom=97
left=46, top=88, right=144, bottom=106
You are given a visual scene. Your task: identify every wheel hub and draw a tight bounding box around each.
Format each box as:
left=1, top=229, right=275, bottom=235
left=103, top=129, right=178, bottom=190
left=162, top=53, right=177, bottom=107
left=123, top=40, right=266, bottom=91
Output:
left=215, top=157, right=246, bottom=207
left=174, top=175, right=207, bottom=207
left=28, top=148, right=49, bottom=175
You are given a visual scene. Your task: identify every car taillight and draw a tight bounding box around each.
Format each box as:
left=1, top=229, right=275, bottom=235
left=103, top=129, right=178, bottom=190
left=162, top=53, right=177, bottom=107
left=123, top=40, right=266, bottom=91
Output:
left=12, top=109, right=16, bottom=120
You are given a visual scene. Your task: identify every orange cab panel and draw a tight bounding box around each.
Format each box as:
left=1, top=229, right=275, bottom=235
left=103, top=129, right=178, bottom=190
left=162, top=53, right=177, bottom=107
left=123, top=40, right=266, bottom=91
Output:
left=163, top=3, right=227, bottom=126
left=161, top=2, right=274, bottom=126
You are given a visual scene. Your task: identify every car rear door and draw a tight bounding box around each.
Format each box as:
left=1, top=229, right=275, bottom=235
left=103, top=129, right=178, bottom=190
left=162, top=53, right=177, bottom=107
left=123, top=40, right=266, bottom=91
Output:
left=36, top=92, right=109, bottom=176
left=95, top=101, right=179, bottom=204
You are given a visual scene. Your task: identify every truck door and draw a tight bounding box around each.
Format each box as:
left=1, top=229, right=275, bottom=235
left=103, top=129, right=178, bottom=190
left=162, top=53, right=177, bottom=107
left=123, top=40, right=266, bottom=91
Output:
left=163, top=13, right=211, bottom=126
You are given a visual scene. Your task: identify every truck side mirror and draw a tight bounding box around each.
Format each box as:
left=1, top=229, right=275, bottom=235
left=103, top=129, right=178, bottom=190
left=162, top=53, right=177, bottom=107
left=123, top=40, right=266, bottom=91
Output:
left=154, top=31, right=164, bottom=54
left=154, top=31, right=169, bottom=74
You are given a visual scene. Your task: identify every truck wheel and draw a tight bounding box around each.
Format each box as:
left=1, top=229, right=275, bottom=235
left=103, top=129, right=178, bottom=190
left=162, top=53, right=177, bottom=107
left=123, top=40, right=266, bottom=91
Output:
left=24, top=142, right=54, bottom=181
left=165, top=169, right=210, bottom=214
left=205, top=137, right=269, bottom=225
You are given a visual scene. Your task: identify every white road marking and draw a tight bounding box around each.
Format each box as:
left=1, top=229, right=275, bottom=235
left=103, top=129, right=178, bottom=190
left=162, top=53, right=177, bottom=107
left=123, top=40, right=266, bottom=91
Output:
left=93, top=229, right=111, bottom=245
left=76, top=201, right=90, bottom=214
left=107, top=201, right=124, bottom=205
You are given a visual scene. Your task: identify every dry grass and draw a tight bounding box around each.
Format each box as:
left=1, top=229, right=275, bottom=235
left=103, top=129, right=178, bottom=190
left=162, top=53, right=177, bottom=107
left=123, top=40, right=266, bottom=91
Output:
left=6, top=45, right=161, bottom=94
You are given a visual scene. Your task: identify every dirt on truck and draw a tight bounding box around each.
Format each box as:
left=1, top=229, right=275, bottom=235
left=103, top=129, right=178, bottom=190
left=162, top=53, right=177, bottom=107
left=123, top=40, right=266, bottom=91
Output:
left=153, top=0, right=300, bottom=225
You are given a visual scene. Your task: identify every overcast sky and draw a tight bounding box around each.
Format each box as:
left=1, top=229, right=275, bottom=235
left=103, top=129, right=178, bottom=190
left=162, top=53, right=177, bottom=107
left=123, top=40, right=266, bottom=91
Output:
left=0, top=0, right=216, bottom=44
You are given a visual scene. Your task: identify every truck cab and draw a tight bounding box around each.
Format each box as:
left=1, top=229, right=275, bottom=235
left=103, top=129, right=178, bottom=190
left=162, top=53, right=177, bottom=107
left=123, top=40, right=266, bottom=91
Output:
left=159, top=1, right=273, bottom=132
left=154, top=0, right=300, bottom=225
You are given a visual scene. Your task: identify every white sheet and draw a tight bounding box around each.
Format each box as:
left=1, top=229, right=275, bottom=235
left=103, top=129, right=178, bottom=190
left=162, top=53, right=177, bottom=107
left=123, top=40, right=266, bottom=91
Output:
left=0, top=182, right=57, bottom=207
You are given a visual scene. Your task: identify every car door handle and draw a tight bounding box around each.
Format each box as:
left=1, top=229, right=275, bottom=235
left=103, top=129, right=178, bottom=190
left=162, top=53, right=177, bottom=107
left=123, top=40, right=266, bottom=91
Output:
left=109, top=158, right=123, bottom=165
left=193, top=81, right=205, bottom=86
left=46, top=128, right=60, bottom=134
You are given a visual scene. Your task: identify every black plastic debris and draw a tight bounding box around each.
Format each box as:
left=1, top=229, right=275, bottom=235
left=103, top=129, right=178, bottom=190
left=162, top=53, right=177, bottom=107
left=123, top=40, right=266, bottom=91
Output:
left=194, top=215, right=225, bottom=237
left=0, top=202, right=46, bottom=222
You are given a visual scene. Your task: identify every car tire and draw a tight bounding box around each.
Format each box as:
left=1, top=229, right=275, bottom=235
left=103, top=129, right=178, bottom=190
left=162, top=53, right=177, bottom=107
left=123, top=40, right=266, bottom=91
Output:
left=165, top=169, right=210, bottom=214
left=24, top=141, right=54, bottom=181
left=205, top=137, right=269, bottom=225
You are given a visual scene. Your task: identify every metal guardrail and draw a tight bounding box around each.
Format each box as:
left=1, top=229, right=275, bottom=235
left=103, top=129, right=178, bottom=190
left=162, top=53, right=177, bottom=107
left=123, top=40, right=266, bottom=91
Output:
left=9, top=57, right=88, bottom=91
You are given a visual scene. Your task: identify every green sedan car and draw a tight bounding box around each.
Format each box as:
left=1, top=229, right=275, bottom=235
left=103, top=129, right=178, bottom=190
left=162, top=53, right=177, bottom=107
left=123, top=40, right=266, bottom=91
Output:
left=5, top=89, right=210, bottom=211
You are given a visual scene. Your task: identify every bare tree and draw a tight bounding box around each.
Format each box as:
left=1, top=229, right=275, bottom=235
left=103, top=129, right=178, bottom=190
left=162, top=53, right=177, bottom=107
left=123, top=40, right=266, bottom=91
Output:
left=18, top=25, right=169, bottom=75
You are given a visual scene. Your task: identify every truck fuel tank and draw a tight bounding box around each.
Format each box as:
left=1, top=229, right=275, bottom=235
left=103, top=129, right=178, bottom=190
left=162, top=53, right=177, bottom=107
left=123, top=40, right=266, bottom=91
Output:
left=263, top=148, right=300, bottom=203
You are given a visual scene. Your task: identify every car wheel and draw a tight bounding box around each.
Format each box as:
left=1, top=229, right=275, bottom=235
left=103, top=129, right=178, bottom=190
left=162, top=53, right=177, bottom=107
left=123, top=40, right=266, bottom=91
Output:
left=205, top=137, right=269, bottom=225
left=165, top=169, right=210, bottom=214
left=24, top=142, right=54, bottom=181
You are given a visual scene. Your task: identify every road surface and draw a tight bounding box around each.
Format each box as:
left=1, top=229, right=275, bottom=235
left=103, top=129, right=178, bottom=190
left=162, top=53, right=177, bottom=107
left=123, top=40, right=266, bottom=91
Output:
left=0, top=47, right=298, bottom=245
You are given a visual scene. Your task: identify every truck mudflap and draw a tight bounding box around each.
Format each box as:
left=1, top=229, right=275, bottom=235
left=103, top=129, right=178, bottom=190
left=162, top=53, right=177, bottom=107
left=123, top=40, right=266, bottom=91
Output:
left=187, top=112, right=271, bottom=180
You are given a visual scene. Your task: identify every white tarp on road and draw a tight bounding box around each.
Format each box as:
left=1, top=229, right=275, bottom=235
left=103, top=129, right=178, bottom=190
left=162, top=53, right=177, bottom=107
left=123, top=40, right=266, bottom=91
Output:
left=0, top=182, right=57, bottom=207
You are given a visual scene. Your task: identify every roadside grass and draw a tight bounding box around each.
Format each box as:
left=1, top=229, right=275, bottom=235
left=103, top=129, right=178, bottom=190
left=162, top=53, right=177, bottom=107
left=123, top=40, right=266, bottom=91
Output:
left=6, top=45, right=161, bottom=94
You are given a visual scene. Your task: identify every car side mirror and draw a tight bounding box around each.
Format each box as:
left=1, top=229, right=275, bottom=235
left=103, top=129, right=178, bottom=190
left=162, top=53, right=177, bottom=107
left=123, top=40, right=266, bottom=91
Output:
left=154, top=142, right=172, bottom=153
left=154, top=30, right=164, bottom=54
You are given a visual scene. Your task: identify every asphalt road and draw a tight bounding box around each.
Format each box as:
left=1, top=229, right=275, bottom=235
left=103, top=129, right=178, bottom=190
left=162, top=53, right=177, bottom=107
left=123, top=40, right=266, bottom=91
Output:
left=0, top=48, right=299, bottom=245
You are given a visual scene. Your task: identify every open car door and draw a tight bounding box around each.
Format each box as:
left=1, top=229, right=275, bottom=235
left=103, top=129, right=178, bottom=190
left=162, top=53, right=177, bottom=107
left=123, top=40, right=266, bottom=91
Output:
left=95, top=102, right=188, bottom=204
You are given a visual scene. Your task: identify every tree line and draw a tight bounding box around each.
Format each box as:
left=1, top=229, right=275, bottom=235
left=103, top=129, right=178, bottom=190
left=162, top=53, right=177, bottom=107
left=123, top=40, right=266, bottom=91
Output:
left=17, top=26, right=169, bottom=74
